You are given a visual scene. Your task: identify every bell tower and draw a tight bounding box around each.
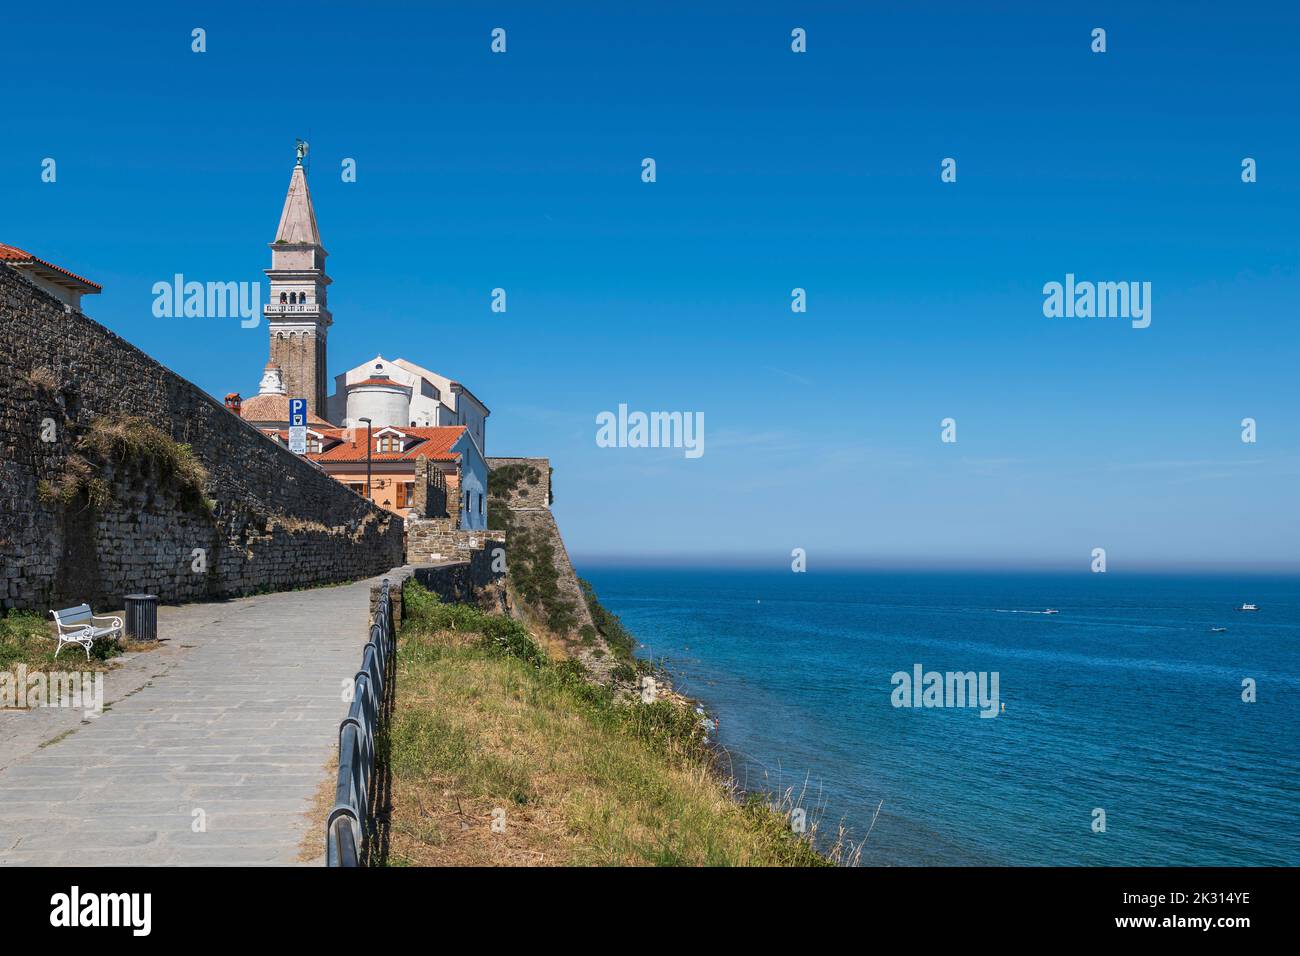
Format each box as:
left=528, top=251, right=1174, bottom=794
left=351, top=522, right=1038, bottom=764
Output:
left=265, top=141, right=331, bottom=417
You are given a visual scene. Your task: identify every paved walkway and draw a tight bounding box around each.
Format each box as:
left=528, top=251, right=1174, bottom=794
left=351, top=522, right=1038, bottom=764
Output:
left=0, top=576, right=384, bottom=866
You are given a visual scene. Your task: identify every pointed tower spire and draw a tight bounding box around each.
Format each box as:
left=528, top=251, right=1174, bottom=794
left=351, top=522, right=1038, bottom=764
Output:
left=265, top=145, right=333, bottom=419
left=273, top=163, right=322, bottom=246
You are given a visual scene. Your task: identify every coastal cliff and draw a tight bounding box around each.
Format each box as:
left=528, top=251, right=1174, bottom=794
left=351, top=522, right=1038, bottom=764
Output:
left=382, top=466, right=844, bottom=866
left=484, top=458, right=617, bottom=681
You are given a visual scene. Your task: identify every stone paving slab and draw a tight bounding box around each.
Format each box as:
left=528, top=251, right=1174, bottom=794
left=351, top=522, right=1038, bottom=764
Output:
left=0, top=576, right=386, bottom=866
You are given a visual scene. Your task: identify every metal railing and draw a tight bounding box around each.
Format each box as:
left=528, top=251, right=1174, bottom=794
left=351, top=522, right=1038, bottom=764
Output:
left=326, top=578, right=394, bottom=866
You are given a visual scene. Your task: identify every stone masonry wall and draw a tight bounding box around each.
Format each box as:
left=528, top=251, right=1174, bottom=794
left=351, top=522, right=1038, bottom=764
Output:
left=485, top=458, right=596, bottom=635
left=485, top=457, right=551, bottom=508
left=412, top=544, right=508, bottom=614
left=505, top=507, right=596, bottom=636
left=407, top=520, right=503, bottom=566
left=408, top=455, right=448, bottom=520
left=0, top=263, right=404, bottom=612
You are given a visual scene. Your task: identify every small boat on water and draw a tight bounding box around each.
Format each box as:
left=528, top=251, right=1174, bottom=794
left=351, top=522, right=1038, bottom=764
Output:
left=1211, top=627, right=1227, bottom=633
left=1042, top=608, right=1059, bottom=615
left=1238, top=603, right=1259, bottom=612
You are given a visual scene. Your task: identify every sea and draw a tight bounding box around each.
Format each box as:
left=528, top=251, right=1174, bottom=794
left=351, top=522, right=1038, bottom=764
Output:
left=576, top=567, right=1300, bottom=866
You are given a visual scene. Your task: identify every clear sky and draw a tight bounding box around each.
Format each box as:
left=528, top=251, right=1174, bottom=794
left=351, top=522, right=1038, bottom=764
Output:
left=3, top=2, right=1297, bottom=571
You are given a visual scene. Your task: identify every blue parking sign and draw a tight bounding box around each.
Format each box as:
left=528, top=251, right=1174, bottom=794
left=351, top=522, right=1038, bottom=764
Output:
left=289, top=398, right=306, bottom=427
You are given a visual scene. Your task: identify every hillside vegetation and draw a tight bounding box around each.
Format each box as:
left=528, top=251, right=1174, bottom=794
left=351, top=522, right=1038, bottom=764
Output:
left=380, top=581, right=832, bottom=866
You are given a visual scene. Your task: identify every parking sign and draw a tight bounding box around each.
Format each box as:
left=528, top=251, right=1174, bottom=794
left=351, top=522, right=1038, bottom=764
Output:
left=288, top=398, right=307, bottom=454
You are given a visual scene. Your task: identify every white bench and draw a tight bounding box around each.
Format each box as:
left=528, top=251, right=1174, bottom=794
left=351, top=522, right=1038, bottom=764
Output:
left=50, top=604, right=123, bottom=660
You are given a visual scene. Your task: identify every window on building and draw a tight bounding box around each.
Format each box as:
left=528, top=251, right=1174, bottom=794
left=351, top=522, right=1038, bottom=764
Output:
left=397, top=482, right=414, bottom=509
left=348, top=483, right=366, bottom=496
left=478, top=493, right=483, bottom=515
left=279, top=292, right=287, bottom=303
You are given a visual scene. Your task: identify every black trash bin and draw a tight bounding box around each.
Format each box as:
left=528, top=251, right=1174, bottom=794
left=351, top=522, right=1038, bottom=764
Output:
left=124, top=594, right=159, bottom=641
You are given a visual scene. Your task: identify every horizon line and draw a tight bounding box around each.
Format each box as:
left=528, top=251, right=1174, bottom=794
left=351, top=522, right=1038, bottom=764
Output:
left=570, top=553, right=1300, bottom=576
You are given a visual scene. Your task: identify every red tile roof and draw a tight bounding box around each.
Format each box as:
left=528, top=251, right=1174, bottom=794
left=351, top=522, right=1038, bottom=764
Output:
left=350, top=377, right=410, bottom=389
left=0, top=242, right=102, bottom=291
left=306, top=425, right=466, bottom=463
left=239, top=393, right=333, bottom=426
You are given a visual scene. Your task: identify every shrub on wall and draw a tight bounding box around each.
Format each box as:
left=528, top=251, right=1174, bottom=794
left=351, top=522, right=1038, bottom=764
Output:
left=579, top=578, right=636, bottom=662
left=508, top=525, right=578, bottom=634
left=37, top=415, right=211, bottom=515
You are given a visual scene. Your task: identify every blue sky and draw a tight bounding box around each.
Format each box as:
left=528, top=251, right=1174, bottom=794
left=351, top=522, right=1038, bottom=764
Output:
left=3, top=2, right=1298, bottom=570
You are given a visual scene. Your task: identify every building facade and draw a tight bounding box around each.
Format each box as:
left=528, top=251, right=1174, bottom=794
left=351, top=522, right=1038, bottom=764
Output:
left=226, top=150, right=490, bottom=528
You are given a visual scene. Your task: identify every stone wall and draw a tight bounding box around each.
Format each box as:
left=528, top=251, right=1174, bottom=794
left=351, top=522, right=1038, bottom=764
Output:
left=504, top=507, right=597, bottom=636
left=0, top=263, right=405, bottom=612
left=407, top=519, right=503, bottom=566
left=412, top=544, right=507, bottom=614
left=408, top=455, right=448, bottom=520
left=485, top=457, right=551, bottom=508
left=370, top=567, right=413, bottom=631
left=484, top=458, right=603, bottom=675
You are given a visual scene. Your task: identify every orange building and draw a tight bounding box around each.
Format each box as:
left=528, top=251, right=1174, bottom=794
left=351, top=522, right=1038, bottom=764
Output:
left=255, top=422, right=484, bottom=522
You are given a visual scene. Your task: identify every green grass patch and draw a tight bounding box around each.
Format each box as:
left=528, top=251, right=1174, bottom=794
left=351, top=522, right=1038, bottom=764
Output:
left=0, top=610, right=124, bottom=674
left=382, top=581, right=830, bottom=866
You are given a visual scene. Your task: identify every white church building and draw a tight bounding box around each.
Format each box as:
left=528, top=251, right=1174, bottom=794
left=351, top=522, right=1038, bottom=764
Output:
left=326, top=355, right=489, bottom=454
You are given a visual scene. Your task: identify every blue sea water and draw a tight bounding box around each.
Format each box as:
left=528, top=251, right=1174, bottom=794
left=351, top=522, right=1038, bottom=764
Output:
left=576, top=568, right=1300, bottom=866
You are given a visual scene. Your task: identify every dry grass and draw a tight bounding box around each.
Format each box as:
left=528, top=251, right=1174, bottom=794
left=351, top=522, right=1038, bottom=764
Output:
left=299, top=756, right=338, bottom=864
left=37, top=415, right=211, bottom=514
left=27, top=366, right=60, bottom=392
left=380, top=588, right=831, bottom=867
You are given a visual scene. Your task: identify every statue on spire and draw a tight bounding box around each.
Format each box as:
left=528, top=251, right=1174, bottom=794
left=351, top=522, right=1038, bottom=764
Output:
left=295, top=139, right=309, bottom=166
